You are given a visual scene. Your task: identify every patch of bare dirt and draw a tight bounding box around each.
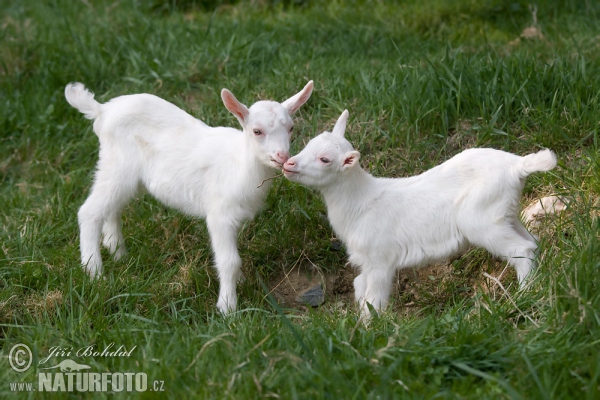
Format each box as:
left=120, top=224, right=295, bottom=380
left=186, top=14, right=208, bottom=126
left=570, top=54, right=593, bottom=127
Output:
left=267, top=257, right=356, bottom=311
left=267, top=254, right=516, bottom=316
left=508, top=5, right=547, bottom=48
left=445, top=119, right=478, bottom=152
left=24, top=289, right=63, bottom=318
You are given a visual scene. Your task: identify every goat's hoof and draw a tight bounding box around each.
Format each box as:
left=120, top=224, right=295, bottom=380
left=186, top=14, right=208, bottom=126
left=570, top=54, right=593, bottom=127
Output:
left=237, top=272, right=246, bottom=284
left=216, top=299, right=237, bottom=315
left=112, top=247, right=128, bottom=261
left=83, top=262, right=103, bottom=280
left=85, top=269, right=104, bottom=280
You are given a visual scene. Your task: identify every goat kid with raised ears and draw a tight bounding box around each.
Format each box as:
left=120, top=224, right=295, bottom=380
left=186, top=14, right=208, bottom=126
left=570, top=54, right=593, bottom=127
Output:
left=283, top=110, right=556, bottom=318
left=65, top=81, right=314, bottom=313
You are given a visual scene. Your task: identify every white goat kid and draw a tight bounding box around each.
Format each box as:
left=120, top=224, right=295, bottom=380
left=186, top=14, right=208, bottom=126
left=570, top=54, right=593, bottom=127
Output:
left=283, top=110, right=556, bottom=317
left=65, top=81, right=313, bottom=313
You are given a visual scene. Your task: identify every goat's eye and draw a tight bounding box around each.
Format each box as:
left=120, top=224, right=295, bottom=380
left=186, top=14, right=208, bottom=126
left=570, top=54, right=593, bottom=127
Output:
left=253, top=129, right=263, bottom=136
left=320, top=157, right=330, bottom=164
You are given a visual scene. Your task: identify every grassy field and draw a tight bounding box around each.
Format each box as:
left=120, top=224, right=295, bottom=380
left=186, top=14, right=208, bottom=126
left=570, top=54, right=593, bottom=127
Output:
left=1, top=0, right=599, bottom=398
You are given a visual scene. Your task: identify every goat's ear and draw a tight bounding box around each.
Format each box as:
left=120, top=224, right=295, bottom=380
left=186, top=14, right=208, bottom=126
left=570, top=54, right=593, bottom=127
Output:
left=282, top=80, right=313, bottom=115
left=332, top=109, right=349, bottom=137
left=342, top=150, right=360, bottom=169
left=221, top=89, right=250, bottom=127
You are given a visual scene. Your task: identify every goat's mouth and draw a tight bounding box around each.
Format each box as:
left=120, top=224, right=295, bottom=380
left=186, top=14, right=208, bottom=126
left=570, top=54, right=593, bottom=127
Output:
left=269, top=158, right=284, bottom=168
left=282, top=168, right=298, bottom=176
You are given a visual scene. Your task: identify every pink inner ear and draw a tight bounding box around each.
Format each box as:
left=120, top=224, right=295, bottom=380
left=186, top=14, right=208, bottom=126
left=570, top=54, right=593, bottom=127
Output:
left=223, top=93, right=249, bottom=121
left=230, top=102, right=248, bottom=120
left=285, top=84, right=313, bottom=114
left=294, top=91, right=311, bottom=111
left=343, top=155, right=354, bottom=166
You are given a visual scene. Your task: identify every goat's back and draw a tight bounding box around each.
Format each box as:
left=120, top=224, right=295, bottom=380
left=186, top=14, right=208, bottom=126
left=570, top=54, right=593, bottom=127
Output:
left=329, top=148, right=550, bottom=269
left=94, top=93, right=206, bottom=139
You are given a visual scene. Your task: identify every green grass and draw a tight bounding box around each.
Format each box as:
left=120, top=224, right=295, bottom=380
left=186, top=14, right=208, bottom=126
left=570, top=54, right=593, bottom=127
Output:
left=1, top=0, right=599, bottom=398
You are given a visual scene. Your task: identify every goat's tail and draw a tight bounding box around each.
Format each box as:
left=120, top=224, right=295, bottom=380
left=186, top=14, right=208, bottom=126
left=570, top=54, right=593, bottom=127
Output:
left=64, top=82, right=102, bottom=120
left=519, top=149, right=557, bottom=177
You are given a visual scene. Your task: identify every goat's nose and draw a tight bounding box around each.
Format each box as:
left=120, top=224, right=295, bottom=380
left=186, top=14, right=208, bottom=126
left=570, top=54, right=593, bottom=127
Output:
left=284, top=159, right=296, bottom=169
left=276, top=151, right=290, bottom=164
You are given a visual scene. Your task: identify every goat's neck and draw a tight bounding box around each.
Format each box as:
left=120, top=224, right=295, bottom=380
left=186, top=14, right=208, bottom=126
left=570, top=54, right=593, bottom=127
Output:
left=239, top=133, right=277, bottom=188
left=321, top=167, right=377, bottom=217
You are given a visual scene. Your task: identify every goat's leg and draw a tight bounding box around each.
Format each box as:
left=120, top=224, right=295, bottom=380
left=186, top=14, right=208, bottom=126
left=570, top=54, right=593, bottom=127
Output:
left=79, top=167, right=137, bottom=278
left=353, top=272, right=367, bottom=306
left=475, top=222, right=538, bottom=288
left=207, top=215, right=243, bottom=314
left=78, top=195, right=105, bottom=278
left=102, top=210, right=127, bottom=261
left=505, top=235, right=537, bottom=288
left=511, top=252, right=536, bottom=288
left=513, top=217, right=539, bottom=242
left=509, top=220, right=539, bottom=287
left=360, top=267, right=395, bottom=318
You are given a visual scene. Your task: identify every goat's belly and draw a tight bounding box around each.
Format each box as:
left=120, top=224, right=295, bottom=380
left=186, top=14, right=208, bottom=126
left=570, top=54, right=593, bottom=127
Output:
left=141, top=178, right=207, bottom=218
left=398, top=236, right=470, bottom=269
left=143, top=179, right=265, bottom=222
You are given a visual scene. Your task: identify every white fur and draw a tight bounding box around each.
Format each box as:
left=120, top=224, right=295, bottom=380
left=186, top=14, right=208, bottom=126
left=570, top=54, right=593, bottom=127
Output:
left=65, top=81, right=313, bottom=313
left=284, top=110, right=556, bottom=317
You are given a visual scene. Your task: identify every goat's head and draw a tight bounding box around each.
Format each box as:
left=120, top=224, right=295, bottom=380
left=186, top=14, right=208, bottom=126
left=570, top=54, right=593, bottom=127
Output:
left=221, top=81, right=314, bottom=169
left=283, top=110, right=360, bottom=188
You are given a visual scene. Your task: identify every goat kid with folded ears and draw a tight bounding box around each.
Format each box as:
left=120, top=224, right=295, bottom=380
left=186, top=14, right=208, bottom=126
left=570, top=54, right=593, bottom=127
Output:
left=283, top=110, right=556, bottom=318
left=65, top=81, right=314, bottom=313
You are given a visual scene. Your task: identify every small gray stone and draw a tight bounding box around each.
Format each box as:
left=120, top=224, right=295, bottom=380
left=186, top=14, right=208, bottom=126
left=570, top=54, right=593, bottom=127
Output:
left=329, top=239, right=342, bottom=252
left=295, top=284, right=325, bottom=307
